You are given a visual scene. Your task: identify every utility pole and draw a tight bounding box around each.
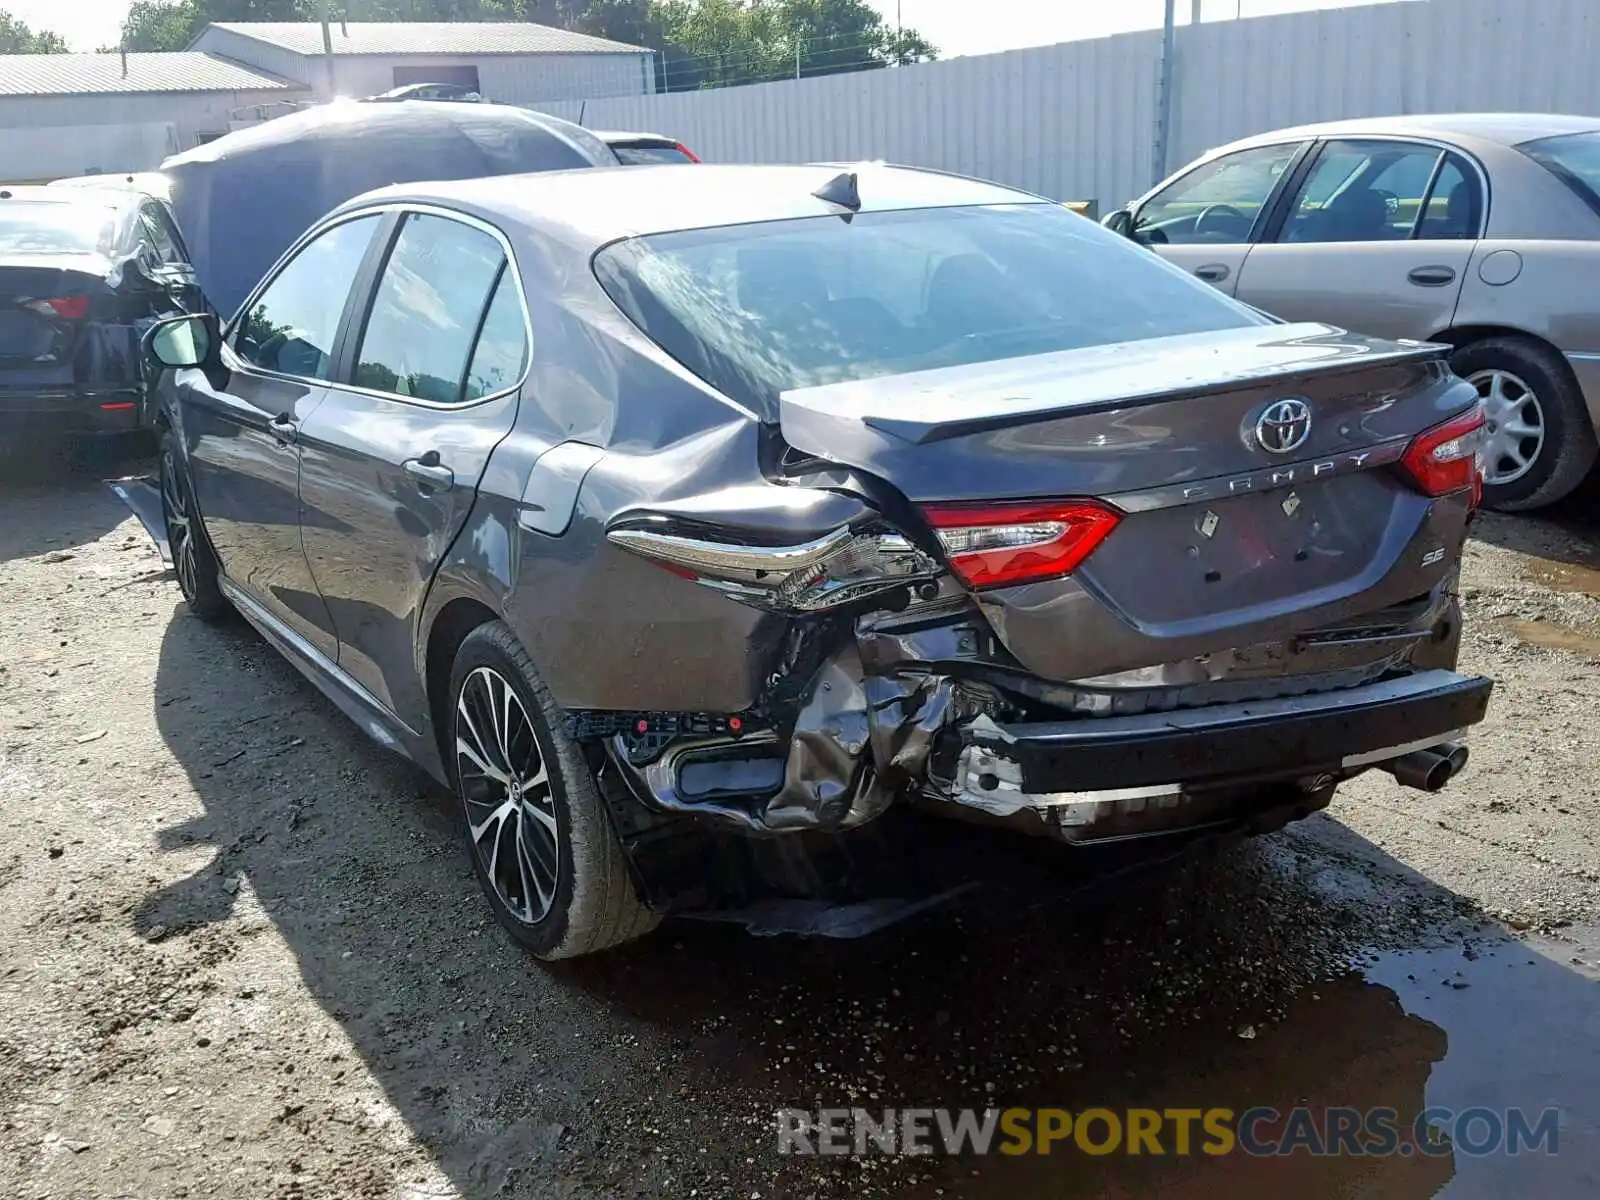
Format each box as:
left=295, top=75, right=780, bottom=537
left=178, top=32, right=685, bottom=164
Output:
left=1152, top=0, right=1176, bottom=185
left=319, top=0, right=337, bottom=98
left=1191, top=0, right=1203, bottom=23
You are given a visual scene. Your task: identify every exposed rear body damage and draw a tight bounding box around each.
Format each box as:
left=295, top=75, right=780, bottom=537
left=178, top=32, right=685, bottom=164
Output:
left=125, top=163, right=1497, bottom=953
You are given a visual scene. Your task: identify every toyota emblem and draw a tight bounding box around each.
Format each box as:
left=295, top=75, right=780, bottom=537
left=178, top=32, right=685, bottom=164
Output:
left=1254, top=398, right=1313, bottom=454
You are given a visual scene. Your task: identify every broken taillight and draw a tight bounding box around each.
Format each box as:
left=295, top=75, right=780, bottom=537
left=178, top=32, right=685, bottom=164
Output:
left=1399, top=405, right=1487, bottom=506
left=44, top=296, right=88, bottom=320
left=920, top=500, right=1122, bottom=590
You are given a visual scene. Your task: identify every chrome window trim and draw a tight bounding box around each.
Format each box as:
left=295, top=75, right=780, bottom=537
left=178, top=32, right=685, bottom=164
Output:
left=1284, top=134, right=1492, bottom=241
left=222, top=201, right=534, bottom=412
left=339, top=202, right=535, bottom=412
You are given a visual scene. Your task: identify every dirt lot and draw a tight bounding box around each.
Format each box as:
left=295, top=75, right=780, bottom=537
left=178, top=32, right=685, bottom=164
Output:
left=2, top=462, right=1600, bottom=1200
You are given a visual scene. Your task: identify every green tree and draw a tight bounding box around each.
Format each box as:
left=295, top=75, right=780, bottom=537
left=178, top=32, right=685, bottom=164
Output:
left=655, top=0, right=934, bottom=91
left=0, top=8, right=68, bottom=52
left=121, top=1, right=313, bottom=52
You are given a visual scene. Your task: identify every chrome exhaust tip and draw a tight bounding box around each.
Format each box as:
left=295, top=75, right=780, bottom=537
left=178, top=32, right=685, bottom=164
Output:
left=1382, top=741, right=1468, bottom=793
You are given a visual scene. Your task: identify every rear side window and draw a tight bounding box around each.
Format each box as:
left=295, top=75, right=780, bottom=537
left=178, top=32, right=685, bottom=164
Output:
left=0, top=201, right=117, bottom=256
left=352, top=213, right=508, bottom=405
left=463, top=270, right=529, bottom=402
left=595, top=203, right=1266, bottom=416
left=1520, top=131, right=1600, bottom=217
left=233, top=214, right=381, bottom=379
left=1279, top=139, right=1455, bottom=243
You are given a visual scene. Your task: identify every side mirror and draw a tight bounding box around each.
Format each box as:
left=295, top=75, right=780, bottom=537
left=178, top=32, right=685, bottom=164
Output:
left=145, top=312, right=218, bottom=370
left=1101, top=208, right=1134, bottom=237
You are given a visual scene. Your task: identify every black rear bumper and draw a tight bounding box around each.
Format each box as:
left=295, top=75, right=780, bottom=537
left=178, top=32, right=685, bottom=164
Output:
left=0, top=387, right=145, bottom=441
left=965, top=669, right=1494, bottom=792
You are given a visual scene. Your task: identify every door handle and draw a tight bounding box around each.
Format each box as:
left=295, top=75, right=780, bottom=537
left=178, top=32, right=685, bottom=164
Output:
left=404, top=453, right=455, bottom=492
left=268, top=414, right=298, bottom=445
left=1407, top=265, right=1456, bottom=287
left=1194, top=263, right=1231, bottom=282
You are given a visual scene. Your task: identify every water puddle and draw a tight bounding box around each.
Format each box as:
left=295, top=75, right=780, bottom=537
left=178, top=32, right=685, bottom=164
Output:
left=904, top=929, right=1600, bottom=1198
left=1499, top=618, right=1600, bottom=661
left=1522, top=557, right=1600, bottom=596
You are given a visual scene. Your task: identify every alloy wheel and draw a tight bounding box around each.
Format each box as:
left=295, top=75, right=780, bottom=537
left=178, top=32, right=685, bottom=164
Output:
left=1469, top=368, right=1546, bottom=486
left=161, top=445, right=201, bottom=603
left=454, top=666, right=562, bottom=925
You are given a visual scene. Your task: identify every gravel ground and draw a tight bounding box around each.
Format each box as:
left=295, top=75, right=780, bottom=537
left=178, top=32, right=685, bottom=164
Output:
left=1, top=464, right=1598, bottom=1200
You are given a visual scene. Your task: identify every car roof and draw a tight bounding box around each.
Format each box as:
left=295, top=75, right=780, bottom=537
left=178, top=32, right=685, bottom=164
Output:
left=0, top=183, right=136, bottom=210
left=1217, top=112, right=1600, bottom=154
left=340, top=162, right=1047, bottom=247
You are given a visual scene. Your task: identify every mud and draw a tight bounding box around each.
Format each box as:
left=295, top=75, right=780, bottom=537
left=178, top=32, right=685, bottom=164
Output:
left=3, top=458, right=1600, bottom=1200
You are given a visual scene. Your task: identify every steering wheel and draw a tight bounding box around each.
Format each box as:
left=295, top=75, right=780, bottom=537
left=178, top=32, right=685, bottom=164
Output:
left=1194, top=203, right=1250, bottom=238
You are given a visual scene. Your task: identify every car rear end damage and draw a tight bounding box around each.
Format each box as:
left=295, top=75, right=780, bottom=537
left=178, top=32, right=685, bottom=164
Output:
left=592, top=322, right=1493, bottom=849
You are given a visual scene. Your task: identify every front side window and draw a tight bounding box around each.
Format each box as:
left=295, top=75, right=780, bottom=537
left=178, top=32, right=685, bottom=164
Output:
left=1133, top=143, right=1304, bottom=245
left=595, top=203, right=1267, bottom=416
left=1279, top=139, right=1456, bottom=243
left=352, top=213, right=508, bottom=404
left=232, top=214, right=381, bottom=379
left=1519, top=130, right=1600, bottom=218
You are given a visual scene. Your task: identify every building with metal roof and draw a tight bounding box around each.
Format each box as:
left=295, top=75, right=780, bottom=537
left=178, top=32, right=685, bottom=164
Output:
left=192, top=20, right=655, bottom=106
left=0, top=52, right=308, bottom=183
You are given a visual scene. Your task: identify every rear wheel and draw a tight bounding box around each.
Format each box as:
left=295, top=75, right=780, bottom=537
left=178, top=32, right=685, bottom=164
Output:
left=1450, top=336, right=1597, bottom=511
left=448, top=622, right=659, bottom=959
left=159, top=428, right=229, bottom=622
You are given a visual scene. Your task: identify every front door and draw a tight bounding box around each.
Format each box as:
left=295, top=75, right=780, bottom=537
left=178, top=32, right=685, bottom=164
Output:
left=180, top=212, right=385, bottom=656
left=1231, top=139, right=1481, bottom=341
left=297, top=211, right=529, bottom=728
left=1134, top=140, right=1309, bottom=296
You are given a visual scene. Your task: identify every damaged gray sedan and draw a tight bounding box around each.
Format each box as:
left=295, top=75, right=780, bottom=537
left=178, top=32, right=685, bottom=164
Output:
left=136, top=163, right=1494, bottom=959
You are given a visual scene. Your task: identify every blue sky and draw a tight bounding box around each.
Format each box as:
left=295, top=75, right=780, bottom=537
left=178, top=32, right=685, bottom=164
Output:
left=6, top=0, right=1405, bottom=55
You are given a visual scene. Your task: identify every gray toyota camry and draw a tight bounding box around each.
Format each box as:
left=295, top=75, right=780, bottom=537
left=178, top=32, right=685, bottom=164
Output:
left=137, top=163, right=1495, bottom=959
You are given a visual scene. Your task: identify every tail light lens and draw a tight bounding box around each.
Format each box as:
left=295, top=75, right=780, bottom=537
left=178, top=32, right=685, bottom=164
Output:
left=1400, top=405, right=1487, bottom=505
left=675, top=142, right=701, bottom=163
left=920, top=500, right=1122, bottom=589
left=34, top=296, right=88, bottom=320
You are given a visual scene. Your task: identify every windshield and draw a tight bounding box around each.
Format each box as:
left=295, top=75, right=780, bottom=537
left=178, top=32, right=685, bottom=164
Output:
left=0, top=201, right=117, bottom=257
left=1519, top=131, right=1600, bottom=216
left=594, top=203, right=1266, bottom=415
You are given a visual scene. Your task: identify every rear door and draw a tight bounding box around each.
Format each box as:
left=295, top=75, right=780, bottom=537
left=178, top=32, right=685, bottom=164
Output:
left=181, top=212, right=386, bottom=657
left=296, top=209, right=528, bottom=729
left=1230, top=138, right=1481, bottom=340
left=1132, top=141, right=1310, bottom=294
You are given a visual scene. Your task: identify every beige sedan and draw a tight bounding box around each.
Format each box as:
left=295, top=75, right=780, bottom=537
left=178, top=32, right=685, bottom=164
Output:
left=1105, top=113, right=1600, bottom=510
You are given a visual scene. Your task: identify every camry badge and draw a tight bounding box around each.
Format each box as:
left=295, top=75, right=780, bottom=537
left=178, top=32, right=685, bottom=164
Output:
left=1255, top=398, right=1313, bottom=455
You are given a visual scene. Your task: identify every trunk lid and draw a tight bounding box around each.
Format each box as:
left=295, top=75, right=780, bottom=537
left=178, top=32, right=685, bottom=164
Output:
left=0, top=256, right=115, bottom=368
left=779, top=323, right=1479, bottom=678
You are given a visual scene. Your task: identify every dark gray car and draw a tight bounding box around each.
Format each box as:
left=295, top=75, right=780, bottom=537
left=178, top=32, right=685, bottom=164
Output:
left=136, top=163, right=1494, bottom=959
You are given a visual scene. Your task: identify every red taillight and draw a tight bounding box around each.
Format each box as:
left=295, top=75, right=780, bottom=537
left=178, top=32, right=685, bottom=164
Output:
left=45, top=295, right=88, bottom=320
left=1400, top=405, right=1487, bottom=506
left=675, top=142, right=701, bottom=163
left=920, top=500, right=1122, bottom=590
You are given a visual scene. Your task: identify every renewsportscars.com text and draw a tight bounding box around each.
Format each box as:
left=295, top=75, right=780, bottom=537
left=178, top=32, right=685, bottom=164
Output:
left=776, top=1106, right=1561, bottom=1158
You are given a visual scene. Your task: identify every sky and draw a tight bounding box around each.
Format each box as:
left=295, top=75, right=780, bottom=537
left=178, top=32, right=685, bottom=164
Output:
left=4, top=0, right=1404, bottom=55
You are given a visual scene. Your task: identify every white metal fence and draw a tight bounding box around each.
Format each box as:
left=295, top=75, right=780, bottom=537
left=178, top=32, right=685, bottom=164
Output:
left=536, top=0, right=1600, bottom=212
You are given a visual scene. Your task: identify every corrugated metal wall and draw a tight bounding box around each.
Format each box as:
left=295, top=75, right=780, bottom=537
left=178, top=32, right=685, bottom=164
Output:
left=536, top=0, right=1600, bottom=210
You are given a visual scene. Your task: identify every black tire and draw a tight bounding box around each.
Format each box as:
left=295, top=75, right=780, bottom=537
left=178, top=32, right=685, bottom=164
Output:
left=158, top=427, right=229, bottom=622
left=1449, top=336, right=1598, bottom=512
left=448, top=621, right=659, bottom=960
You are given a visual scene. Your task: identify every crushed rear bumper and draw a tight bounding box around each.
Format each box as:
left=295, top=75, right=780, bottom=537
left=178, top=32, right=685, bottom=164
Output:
left=950, top=670, right=1493, bottom=838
